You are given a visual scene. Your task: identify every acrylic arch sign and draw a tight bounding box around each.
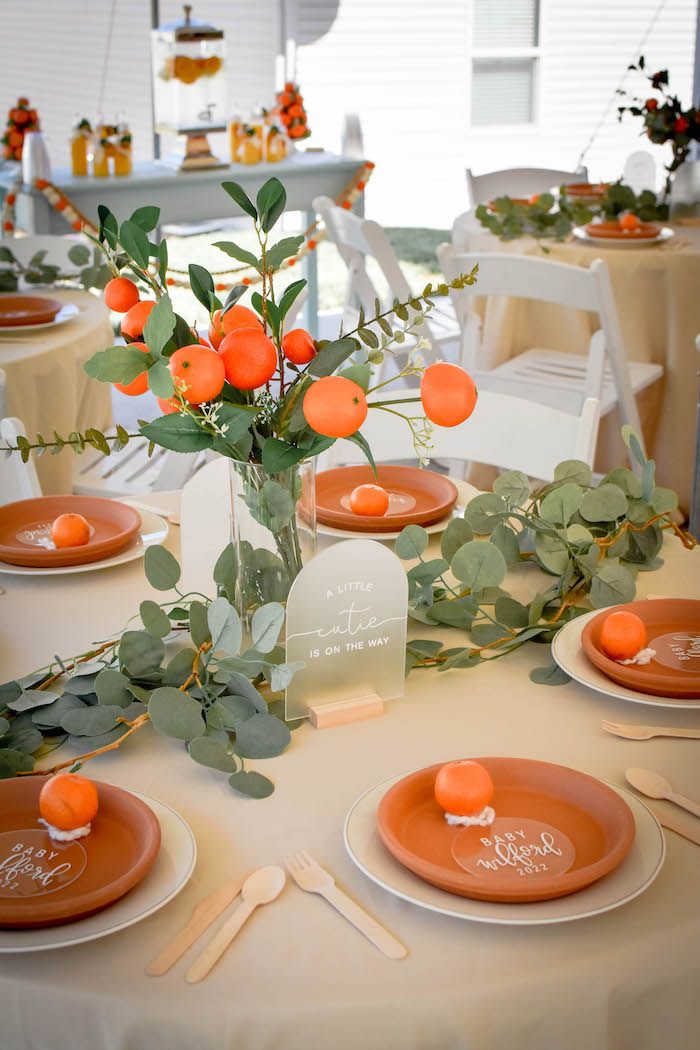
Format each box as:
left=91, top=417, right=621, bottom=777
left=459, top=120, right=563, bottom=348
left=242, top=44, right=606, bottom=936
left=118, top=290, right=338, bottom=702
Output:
left=285, top=539, right=408, bottom=723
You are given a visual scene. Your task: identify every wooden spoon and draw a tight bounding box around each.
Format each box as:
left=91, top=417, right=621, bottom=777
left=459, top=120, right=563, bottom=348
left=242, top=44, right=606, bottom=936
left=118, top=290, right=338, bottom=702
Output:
left=626, top=767, right=700, bottom=819
left=186, top=866, right=286, bottom=983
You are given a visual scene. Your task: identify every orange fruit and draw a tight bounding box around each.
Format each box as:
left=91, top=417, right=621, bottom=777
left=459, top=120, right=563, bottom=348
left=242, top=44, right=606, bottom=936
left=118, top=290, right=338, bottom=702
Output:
left=303, top=376, right=367, bottom=438
left=104, top=276, right=139, bottom=314
left=39, top=772, right=99, bottom=831
left=51, top=513, right=90, bottom=548
left=434, top=760, right=494, bottom=817
left=114, top=341, right=149, bottom=395
left=209, top=304, right=262, bottom=349
left=282, top=328, right=316, bottom=365
left=157, top=395, right=180, bottom=414
left=349, top=483, right=389, bottom=516
left=619, top=212, right=641, bottom=231
left=420, top=362, right=477, bottom=427
left=121, top=299, right=155, bottom=340
left=600, top=610, right=646, bottom=661
left=219, top=327, right=278, bottom=389
left=169, top=345, right=225, bottom=403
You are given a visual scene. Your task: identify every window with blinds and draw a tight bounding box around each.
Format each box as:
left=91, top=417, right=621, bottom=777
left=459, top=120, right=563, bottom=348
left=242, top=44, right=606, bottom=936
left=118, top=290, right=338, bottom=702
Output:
left=470, top=0, right=540, bottom=127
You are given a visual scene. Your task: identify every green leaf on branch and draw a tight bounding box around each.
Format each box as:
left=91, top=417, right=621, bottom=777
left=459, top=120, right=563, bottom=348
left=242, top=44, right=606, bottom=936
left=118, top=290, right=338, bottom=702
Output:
left=256, top=177, right=286, bottom=232
left=140, top=413, right=213, bottom=453
left=540, top=483, right=584, bottom=526
left=490, top=522, right=521, bottom=567
left=580, top=484, right=628, bottom=522
left=463, top=493, right=507, bottom=534
left=534, top=531, right=570, bottom=575
left=265, top=660, right=304, bottom=692
left=148, top=359, right=175, bottom=398
left=119, top=219, right=150, bottom=269
left=68, top=244, right=90, bottom=266
left=208, top=597, right=242, bottom=656
left=495, top=596, right=530, bottom=628
left=95, top=669, right=133, bottom=707
left=145, top=545, right=181, bottom=590
left=143, top=295, right=176, bottom=356
left=529, top=664, right=572, bottom=686
left=234, top=712, right=291, bottom=758
left=451, top=540, right=507, bottom=591
left=213, top=543, right=237, bottom=603
left=229, top=770, right=274, bottom=798
left=338, top=363, right=371, bottom=390
left=119, top=630, right=166, bottom=677
left=427, top=597, right=478, bottom=629
left=251, top=603, right=285, bottom=653
left=85, top=346, right=154, bottom=385
left=0, top=749, right=34, bottom=778
left=31, top=694, right=85, bottom=729
left=493, top=470, right=530, bottom=506
left=212, top=241, right=260, bottom=271
left=407, top=559, right=449, bottom=585
left=261, top=437, right=308, bottom=473
left=129, top=205, right=160, bottom=233
left=61, top=705, right=123, bottom=737
left=221, top=181, right=258, bottom=220
left=395, top=524, right=429, bottom=560
left=140, top=600, right=172, bottom=638
left=188, top=736, right=238, bottom=773
left=553, top=459, right=593, bottom=486
left=305, top=337, right=358, bottom=377
left=441, top=517, right=474, bottom=561
left=189, top=601, right=212, bottom=648
left=265, top=235, right=304, bottom=272
left=278, top=279, right=307, bottom=324
left=7, top=688, right=60, bottom=713
left=590, top=561, right=637, bottom=608
left=188, top=263, right=218, bottom=311
left=149, top=687, right=205, bottom=741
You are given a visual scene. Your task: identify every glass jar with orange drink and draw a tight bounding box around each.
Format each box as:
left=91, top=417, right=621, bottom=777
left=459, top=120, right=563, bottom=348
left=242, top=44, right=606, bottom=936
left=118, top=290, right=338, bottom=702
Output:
left=70, top=117, right=92, bottom=177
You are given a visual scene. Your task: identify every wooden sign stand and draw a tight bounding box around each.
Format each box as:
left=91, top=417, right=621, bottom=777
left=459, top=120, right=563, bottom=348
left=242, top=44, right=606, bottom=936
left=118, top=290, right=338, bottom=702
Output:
left=307, top=692, right=384, bottom=730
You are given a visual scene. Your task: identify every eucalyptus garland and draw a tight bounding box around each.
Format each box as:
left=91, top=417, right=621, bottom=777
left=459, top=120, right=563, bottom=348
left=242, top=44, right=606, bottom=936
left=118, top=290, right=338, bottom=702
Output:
left=397, top=428, right=693, bottom=681
left=0, top=241, right=112, bottom=293
left=0, top=543, right=302, bottom=797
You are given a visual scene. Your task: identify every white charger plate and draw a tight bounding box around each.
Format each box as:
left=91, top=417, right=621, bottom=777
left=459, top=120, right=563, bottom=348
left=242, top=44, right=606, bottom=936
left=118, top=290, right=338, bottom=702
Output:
left=572, top=226, right=674, bottom=249
left=0, top=791, right=196, bottom=952
left=317, top=481, right=480, bottom=541
left=344, top=772, right=664, bottom=926
left=551, top=609, right=700, bottom=710
left=0, top=508, right=168, bottom=576
left=0, top=302, right=80, bottom=334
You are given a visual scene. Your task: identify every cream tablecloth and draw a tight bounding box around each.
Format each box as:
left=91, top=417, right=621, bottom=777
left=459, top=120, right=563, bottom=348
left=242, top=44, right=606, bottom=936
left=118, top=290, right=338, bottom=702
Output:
left=467, top=224, right=700, bottom=511
left=0, top=288, right=113, bottom=494
left=0, top=512, right=699, bottom=1050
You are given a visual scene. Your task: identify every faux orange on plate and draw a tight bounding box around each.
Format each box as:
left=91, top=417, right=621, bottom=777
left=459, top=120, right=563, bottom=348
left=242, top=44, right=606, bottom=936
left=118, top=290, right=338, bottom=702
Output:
left=0, top=496, right=141, bottom=568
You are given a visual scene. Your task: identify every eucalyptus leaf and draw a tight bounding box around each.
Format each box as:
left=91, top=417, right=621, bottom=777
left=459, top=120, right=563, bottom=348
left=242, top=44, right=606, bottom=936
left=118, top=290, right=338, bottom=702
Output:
left=529, top=664, right=572, bottom=686
left=540, top=483, right=583, bottom=526
left=163, top=648, right=198, bottom=687
left=0, top=749, right=34, bottom=778
left=94, top=669, right=133, bottom=707
left=228, top=770, right=274, bottom=798
left=2, top=715, right=43, bottom=755
left=266, top=661, right=304, bottom=692
left=7, top=688, right=60, bottom=713
left=463, top=493, right=507, bottom=535
left=395, top=524, right=429, bottom=560
left=61, top=704, right=123, bottom=737
left=31, top=694, right=86, bottom=729
left=440, top=517, right=473, bottom=562
left=234, top=712, right=291, bottom=758
left=251, top=603, right=285, bottom=654
left=119, top=631, right=166, bottom=677
left=189, top=601, right=211, bottom=648
left=144, top=545, right=181, bottom=591
left=208, top=597, right=242, bottom=656
left=490, top=522, right=520, bottom=567
left=140, top=600, right=172, bottom=638
left=580, top=484, right=628, bottom=523
left=495, top=596, right=530, bottom=628
left=220, top=671, right=268, bottom=712
left=188, top=736, right=238, bottom=773
left=534, top=531, right=570, bottom=575
left=553, top=460, right=593, bottom=486
left=216, top=694, right=257, bottom=728
left=149, top=687, right=205, bottom=740
left=493, top=470, right=530, bottom=506
left=590, top=561, right=637, bottom=608
left=451, top=541, right=507, bottom=591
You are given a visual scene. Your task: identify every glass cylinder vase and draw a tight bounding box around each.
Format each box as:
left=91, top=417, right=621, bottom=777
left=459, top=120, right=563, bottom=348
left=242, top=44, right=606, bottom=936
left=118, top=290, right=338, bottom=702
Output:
left=228, top=458, right=316, bottom=621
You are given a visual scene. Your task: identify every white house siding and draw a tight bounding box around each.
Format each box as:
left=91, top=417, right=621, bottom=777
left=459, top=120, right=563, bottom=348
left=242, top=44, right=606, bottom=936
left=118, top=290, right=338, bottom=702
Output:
left=0, top=1, right=696, bottom=228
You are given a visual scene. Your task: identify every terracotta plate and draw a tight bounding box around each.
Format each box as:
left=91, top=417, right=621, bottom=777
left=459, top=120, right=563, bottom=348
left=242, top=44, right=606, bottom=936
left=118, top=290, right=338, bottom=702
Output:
left=315, top=465, right=458, bottom=532
left=0, top=294, right=63, bottom=327
left=376, top=758, right=635, bottom=903
left=0, top=777, right=161, bottom=928
left=0, top=496, right=141, bottom=568
left=585, top=220, right=660, bottom=240
left=565, top=182, right=608, bottom=198
left=581, top=598, right=700, bottom=699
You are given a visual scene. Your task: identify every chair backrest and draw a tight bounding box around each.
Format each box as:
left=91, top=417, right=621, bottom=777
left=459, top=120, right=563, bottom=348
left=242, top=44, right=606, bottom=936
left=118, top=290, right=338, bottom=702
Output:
left=0, top=417, right=42, bottom=504
left=670, top=160, right=700, bottom=218
left=438, top=244, right=643, bottom=448
left=466, top=167, right=588, bottom=208
left=622, top=151, right=657, bottom=194
left=0, top=234, right=87, bottom=274
left=323, top=388, right=600, bottom=481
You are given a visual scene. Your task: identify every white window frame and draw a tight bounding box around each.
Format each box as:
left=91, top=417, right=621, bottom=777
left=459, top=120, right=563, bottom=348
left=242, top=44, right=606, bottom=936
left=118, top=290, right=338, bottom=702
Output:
left=468, top=0, right=542, bottom=132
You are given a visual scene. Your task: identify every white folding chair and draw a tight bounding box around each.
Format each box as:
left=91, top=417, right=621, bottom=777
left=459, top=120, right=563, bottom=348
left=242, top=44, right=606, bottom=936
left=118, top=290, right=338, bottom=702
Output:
left=0, top=417, right=41, bottom=505
left=314, top=195, right=459, bottom=373
left=622, top=151, right=657, bottom=194
left=322, top=388, right=600, bottom=482
left=73, top=441, right=209, bottom=498
left=438, top=246, right=662, bottom=462
left=466, top=167, right=588, bottom=208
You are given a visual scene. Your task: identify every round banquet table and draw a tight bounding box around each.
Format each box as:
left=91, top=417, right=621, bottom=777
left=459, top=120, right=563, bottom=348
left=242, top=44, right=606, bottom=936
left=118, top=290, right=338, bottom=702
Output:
left=1, top=501, right=699, bottom=1050
left=0, top=288, right=113, bottom=494
left=466, top=222, right=700, bottom=512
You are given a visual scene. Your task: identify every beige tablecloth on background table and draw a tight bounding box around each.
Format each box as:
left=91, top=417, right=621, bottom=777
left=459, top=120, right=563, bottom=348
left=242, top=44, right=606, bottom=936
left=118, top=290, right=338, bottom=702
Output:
left=1, top=503, right=699, bottom=1050
left=0, top=288, right=113, bottom=493
left=467, top=225, right=700, bottom=511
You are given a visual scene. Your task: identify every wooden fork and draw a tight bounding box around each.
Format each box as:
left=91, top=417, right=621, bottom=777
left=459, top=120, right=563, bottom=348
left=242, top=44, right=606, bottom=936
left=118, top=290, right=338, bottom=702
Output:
left=284, top=850, right=407, bottom=959
left=602, top=720, right=700, bottom=741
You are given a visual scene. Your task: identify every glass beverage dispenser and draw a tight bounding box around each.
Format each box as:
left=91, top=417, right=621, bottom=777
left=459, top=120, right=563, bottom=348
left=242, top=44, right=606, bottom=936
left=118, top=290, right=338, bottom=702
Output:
left=151, top=4, right=226, bottom=170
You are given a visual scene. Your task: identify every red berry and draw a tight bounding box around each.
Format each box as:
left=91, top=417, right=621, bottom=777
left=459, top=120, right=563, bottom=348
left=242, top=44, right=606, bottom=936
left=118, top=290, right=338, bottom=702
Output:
left=674, top=116, right=689, bottom=133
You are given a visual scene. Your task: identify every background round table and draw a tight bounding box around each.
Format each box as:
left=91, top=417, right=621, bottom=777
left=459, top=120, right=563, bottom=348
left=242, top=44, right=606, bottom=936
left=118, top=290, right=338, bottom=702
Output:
left=468, top=222, right=700, bottom=511
left=0, top=287, right=113, bottom=493
left=0, top=500, right=699, bottom=1050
